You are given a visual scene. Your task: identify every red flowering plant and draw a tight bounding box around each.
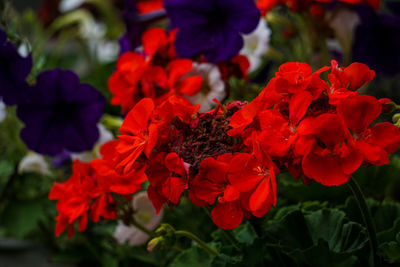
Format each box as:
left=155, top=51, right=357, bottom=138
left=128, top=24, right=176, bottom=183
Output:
left=49, top=59, right=400, bottom=267
left=4, top=0, right=400, bottom=266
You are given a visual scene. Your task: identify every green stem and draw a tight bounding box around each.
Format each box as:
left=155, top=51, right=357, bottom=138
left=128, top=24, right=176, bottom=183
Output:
left=130, top=218, right=155, bottom=238
left=347, top=177, right=381, bottom=267
left=175, top=230, right=220, bottom=256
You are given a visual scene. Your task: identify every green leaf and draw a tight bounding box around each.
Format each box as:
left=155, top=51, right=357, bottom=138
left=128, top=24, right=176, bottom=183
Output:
left=1, top=200, right=47, bottom=238
left=0, top=161, right=13, bottom=193
left=379, top=241, right=400, bottom=264
left=169, top=245, right=216, bottom=267
left=101, top=253, right=119, bottom=267
left=232, top=221, right=258, bottom=245
left=264, top=209, right=368, bottom=266
left=211, top=253, right=241, bottom=267
left=341, top=197, right=400, bottom=233
left=377, top=218, right=400, bottom=264
left=377, top=218, right=400, bottom=244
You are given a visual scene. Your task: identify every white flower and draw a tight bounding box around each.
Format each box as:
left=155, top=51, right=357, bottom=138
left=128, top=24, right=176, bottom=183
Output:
left=184, top=63, right=226, bottom=113
left=328, top=9, right=360, bottom=56
left=59, top=0, right=85, bottom=13
left=18, top=152, right=51, bottom=176
left=0, top=100, right=6, bottom=123
left=240, top=19, right=271, bottom=73
left=77, top=19, right=119, bottom=63
left=94, top=40, right=120, bottom=63
left=71, top=123, right=114, bottom=162
left=114, top=192, right=164, bottom=246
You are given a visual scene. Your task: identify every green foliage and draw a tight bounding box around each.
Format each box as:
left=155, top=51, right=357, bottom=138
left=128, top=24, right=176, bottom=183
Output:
left=264, top=209, right=368, bottom=266
left=232, top=221, right=258, bottom=245
left=169, top=246, right=216, bottom=267
left=377, top=219, right=400, bottom=263
left=1, top=199, right=48, bottom=238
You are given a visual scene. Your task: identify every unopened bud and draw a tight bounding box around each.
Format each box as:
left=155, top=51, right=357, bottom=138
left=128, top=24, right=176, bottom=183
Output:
left=147, top=237, right=164, bottom=252
left=379, top=98, right=397, bottom=113
left=146, top=224, right=176, bottom=251
left=393, top=113, right=400, bottom=124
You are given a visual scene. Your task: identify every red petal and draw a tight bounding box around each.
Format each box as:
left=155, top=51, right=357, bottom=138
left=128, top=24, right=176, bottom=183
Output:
left=343, top=62, right=375, bottom=91
left=144, top=123, right=158, bottom=157
left=301, top=114, right=348, bottom=147
left=289, top=91, right=312, bottom=125
left=162, top=177, right=186, bottom=205
left=147, top=186, right=165, bottom=214
left=178, top=75, right=203, bottom=96
left=356, top=140, right=388, bottom=165
left=120, top=98, right=155, bottom=135
left=249, top=179, right=269, bottom=211
left=371, top=122, right=400, bottom=154
left=142, top=28, right=166, bottom=56
left=78, top=214, right=88, bottom=232
left=302, top=151, right=350, bottom=186
left=211, top=202, right=243, bottom=230
left=228, top=154, right=261, bottom=192
left=168, top=59, right=193, bottom=87
left=222, top=185, right=240, bottom=202
left=164, top=152, right=187, bottom=177
left=337, top=95, right=381, bottom=134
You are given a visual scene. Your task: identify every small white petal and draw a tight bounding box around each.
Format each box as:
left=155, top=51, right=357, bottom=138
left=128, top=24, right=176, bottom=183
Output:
left=329, top=9, right=360, bottom=54
left=18, top=152, right=51, bottom=176
left=184, top=63, right=226, bottom=113
left=241, top=19, right=271, bottom=72
left=59, top=0, right=85, bottom=13
left=113, top=192, right=164, bottom=246
left=0, top=100, right=6, bottom=123
left=97, top=123, right=114, bottom=146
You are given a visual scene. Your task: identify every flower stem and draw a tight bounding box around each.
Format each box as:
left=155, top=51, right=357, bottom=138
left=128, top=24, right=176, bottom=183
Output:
left=130, top=217, right=155, bottom=238
left=347, top=177, right=381, bottom=267
left=175, top=230, right=220, bottom=256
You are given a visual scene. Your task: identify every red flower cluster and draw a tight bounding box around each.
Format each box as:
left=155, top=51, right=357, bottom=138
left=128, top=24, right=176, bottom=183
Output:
left=50, top=60, right=400, bottom=235
left=229, top=61, right=400, bottom=186
left=257, top=0, right=381, bottom=15
left=108, top=28, right=202, bottom=113
left=49, top=141, right=147, bottom=238
left=109, top=27, right=249, bottom=114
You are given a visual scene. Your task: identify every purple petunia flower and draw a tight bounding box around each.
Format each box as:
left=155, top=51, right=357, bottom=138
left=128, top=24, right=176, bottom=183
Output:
left=17, top=69, right=105, bottom=156
left=164, top=0, right=260, bottom=63
left=0, top=29, right=32, bottom=105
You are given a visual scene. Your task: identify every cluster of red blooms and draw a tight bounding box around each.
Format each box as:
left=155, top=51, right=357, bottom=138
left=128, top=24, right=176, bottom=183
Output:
left=257, top=0, right=380, bottom=16
left=50, top=60, right=400, bottom=236
left=109, top=27, right=248, bottom=114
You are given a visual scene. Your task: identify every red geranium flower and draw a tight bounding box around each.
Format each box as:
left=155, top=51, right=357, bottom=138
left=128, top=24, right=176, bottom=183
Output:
left=297, top=113, right=363, bottom=186
left=228, top=147, right=278, bottom=216
left=146, top=152, right=189, bottom=213
left=49, top=160, right=116, bottom=238
left=108, top=52, right=168, bottom=113
left=337, top=95, right=400, bottom=165
left=327, top=60, right=375, bottom=104
left=228, top=78, right=282, bottom=137
left=116, top=98, right=158, bottom=173
left=91, top=140, right=147, bottom=195
left=189, top=154, right=244, bottom=230
left=142, top=28, right=177, bottom=64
